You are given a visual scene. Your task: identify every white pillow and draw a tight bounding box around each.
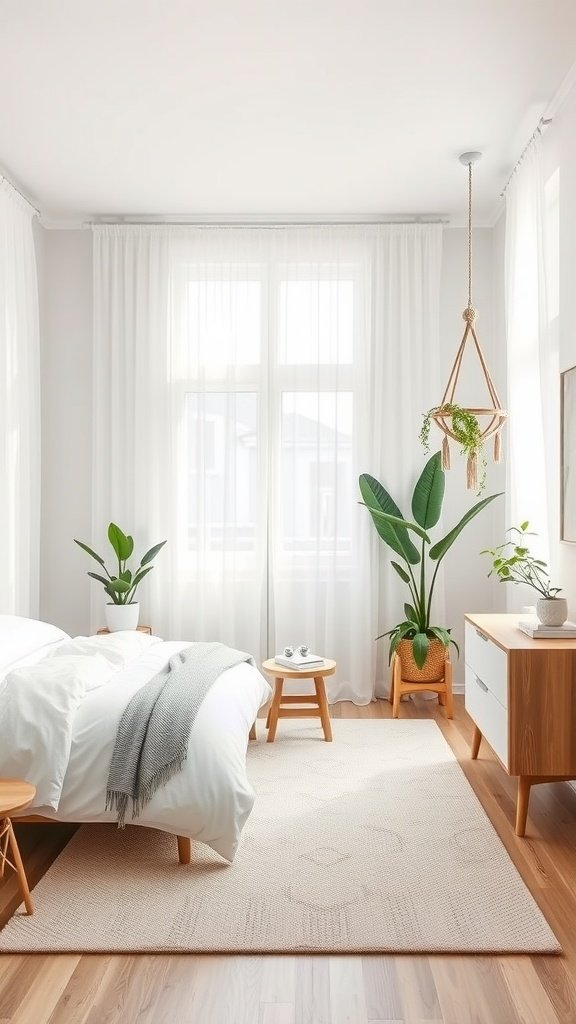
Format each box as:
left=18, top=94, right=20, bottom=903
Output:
left=0, top=615, right=70, bottom=671
left=45, top=631, right=157, bottom=669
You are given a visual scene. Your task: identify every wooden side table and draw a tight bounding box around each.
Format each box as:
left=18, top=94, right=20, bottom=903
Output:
left=390, top=652, right=453, bottom=719
left=261, top=658, right=336, bottom=743
left=97, top=625, right=152, bottom=635
left=0, top=780, right=36, bottom=915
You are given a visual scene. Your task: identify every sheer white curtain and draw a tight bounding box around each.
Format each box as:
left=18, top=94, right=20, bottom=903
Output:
left=0, top=180, right=40, bottom=616
left=505, top=135, right=558, bottom=594
left=93, top=223, right=443, bottom=702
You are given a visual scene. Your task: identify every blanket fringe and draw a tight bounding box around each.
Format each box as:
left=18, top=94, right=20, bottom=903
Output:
left=105, top=745, right=188, bottom=827
left=105, top=790, right=130, bottom=829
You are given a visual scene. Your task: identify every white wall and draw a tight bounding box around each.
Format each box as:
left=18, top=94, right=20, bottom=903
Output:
left=36, top=228, right=93, bottom=636
left=542, top=85, right=576, bottom=619
left=35, top=226, right=506, bottom=680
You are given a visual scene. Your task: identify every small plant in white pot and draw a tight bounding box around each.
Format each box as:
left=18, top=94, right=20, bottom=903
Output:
left=481, top=522, right=566, bottom=626
left=74, top=523, right=166, bottom=631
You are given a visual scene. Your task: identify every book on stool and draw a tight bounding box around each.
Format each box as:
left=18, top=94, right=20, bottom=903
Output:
left=274, top=653, right=324, bottom=670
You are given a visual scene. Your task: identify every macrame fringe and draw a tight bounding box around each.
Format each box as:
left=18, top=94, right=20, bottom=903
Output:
left=466, top=451, right=477, bottom=490
left=442, top=435, right=451, bottom=470
left=493, top=431, right=501, bottom=463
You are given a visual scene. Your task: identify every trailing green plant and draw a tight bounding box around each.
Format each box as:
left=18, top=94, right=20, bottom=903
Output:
left=420, top=402, right=487, bottom=493
left=359, top=452, right=502, bottom=668
left=481, top=521, right=561, bottom=598
left=74, top=523, right=166, bottom=605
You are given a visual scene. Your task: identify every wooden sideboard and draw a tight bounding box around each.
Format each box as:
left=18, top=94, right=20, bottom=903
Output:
left=464, top=613, right=576, bottom=836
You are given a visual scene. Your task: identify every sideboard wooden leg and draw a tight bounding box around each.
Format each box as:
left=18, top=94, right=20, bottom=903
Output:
left=471, top=725, right=482, bottom=760
left=515, top=777, right=532, bottom=837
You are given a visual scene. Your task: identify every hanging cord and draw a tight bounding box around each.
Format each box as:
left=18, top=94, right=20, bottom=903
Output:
left=467, top=160, right=473, bottom=310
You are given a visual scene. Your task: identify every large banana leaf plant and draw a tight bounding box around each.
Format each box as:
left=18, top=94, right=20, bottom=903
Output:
left=359, top=452, right=502, bottom=668
left=74, top=523, right=166, bottom=605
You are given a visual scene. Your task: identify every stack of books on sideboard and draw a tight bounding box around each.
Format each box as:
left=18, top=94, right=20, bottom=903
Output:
left=518, top=620, right=576, bottom=639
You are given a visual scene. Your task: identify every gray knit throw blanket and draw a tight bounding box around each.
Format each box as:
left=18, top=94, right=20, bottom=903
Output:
left=105, top=642, right=255, bottom=827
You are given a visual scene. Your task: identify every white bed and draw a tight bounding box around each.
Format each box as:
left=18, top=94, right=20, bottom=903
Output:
left=0, top=616, right=271, bottom=863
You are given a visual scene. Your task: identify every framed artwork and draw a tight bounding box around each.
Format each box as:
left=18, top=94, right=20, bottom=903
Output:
left=561, top=364, right=576, bottom=541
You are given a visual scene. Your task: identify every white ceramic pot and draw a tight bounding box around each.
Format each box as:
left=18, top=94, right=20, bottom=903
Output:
left=536, top=597, right=568, bottom=627
left=104, top=602, right=140, bottom=632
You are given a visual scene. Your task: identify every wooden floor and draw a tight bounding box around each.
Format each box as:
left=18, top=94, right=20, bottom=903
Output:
left=2, top=695, right=576, bottom=1024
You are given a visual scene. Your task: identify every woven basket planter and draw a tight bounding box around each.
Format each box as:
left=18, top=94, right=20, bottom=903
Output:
left=396, top=638, right=447, bottom=683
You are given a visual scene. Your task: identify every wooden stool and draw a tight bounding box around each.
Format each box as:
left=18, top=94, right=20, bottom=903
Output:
left=390, top=652, right=453, bottom=719
left=261, top=658, right=336, bottom=742
left=0, top=780, right=36, bottom=915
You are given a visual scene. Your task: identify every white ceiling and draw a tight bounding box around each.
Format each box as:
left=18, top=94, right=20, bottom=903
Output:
left=1, top=0, right=575, bottom=224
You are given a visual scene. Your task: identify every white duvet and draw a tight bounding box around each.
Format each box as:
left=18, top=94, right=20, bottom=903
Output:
left=0, top=632, right=271, bottom=861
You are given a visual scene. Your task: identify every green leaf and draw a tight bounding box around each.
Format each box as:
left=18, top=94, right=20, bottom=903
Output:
left=108, top=523, right=132, bottom=561
left=131, top=565, right=154, bottom=587
left=104, top=582, right=121, bottom=604
left=358, top=505, right=430, bottom=543
left=74, top=539, right=106, bottom=567
left=390, top=561, right=411, bottom=584
left=120, top=569, right=132, bottom=584
left=411, top=451, right=445, bottom=529
left=358, top=475, right=420, bottom=565
left=140, top=540, right=167, bottom=567
left=428, top=625, right=450, bottom=647
left=429, top=492, right=503, bottom=561
left=107, top=577, right=131, bottom=594
left=412, top=632, right=429, bottom=669
left=404, top=603, right=418, bottom=622
left=87, top=571, right=111, bottom=587
left=125, top=535, right=134, bottom=559
left=520, top=520, right=529, bottom=531
left=388, top=624, right=417, bottom=662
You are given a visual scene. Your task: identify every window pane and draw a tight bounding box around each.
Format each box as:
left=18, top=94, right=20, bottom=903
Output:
left=280, top=393, right=353, bottom=553
left=278, top=275, right=353, bottom=364
left=187, top=279, right=260, bottom=366
left=185, top=393, right=258, bottom=552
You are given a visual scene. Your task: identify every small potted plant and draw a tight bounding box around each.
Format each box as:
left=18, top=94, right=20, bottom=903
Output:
left=359, top=452, right=501, bottom=679
left=481, top=522, right=566, bottom=626
left=74, top=523, right=166, bottom=631
left=420, top=402, right=487, bottom=493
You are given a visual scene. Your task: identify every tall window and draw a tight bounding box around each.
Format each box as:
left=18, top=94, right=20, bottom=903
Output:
left=93, top=222, right=443, bottom=703
left=179, top=259, right=359, bottom=580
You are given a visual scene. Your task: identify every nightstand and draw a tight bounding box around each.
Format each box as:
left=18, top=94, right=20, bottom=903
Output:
left=261, top=658, right=336, bottom=742
left=0, top=780, right=36, bottom=915
left=97, top=625, right=152, bottom=635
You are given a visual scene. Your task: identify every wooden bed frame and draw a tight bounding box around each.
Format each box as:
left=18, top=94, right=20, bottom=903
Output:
left=14, top=815, right=192, bottom=864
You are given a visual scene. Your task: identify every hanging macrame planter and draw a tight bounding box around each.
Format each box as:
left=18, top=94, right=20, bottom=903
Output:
left=424, top=152, right=506, bottom=490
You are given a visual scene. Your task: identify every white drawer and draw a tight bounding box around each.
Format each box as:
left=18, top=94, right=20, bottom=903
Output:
left=465, top=663, right=509, bottom=769
left=465, top=622, right=508, bottom=708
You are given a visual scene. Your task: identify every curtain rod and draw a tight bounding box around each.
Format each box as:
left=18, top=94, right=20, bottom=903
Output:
left=0, top=168, right=40, bottom=216
left=500, top=117, right=553, bottom=199
left=86, top=216, right=450, bottom=227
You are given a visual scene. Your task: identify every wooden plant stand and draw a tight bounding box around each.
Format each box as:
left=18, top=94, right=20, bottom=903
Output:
left=390, top=652, right=453, bottom=719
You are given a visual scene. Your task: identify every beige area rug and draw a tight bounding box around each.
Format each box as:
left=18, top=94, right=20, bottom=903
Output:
left=0, top=720, right=560, bottom=953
